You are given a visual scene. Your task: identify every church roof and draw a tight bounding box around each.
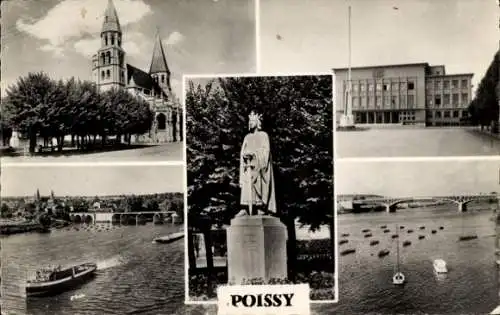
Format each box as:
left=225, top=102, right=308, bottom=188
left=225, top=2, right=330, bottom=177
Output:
left=149, top=32, right=170, bottom=74
left=126, top=64, right=168, bottom=98
left=102, top=0, right=121, bottom=33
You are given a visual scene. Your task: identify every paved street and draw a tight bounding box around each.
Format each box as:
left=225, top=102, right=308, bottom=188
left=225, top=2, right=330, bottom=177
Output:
left=1, top=142, right=183, bottom=163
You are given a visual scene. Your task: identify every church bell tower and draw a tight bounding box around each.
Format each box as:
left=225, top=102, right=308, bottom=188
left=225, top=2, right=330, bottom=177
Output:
left=149, top=30, right=172, bottom=96
left=92, top=0, right=126, bottom=91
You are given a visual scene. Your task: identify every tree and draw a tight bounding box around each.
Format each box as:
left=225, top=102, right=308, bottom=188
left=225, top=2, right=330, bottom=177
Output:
left=0, top=203, right=10, bottom=218
left=186, top=76, right=334, bottom=280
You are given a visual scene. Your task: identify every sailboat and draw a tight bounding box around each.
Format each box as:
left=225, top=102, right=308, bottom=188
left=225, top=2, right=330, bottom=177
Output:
left=392, top=224, right=405, bottom=285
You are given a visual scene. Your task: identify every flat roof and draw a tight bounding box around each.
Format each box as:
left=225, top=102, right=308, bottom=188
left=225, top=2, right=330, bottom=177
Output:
left=333, top=62, right=429, bottom=71
left=426, top=73, right=474, bottom=78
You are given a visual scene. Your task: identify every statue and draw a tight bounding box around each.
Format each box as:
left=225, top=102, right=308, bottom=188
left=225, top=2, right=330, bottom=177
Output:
left=237, top=111, right=276, bottom=216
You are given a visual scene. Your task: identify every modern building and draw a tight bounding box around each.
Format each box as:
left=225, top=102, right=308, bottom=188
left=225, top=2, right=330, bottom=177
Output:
left=92, top=0, right=181, bottom=143
left=334, top=63, right=473, bottom=127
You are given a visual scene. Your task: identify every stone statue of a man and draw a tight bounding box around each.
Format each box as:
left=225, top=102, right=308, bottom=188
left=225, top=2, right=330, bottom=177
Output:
left=238, top=111, right=276, bottom=216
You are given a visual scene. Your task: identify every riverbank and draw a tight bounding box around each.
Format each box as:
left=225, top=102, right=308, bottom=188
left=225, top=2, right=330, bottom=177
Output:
left=0, top=219, right=71, bottom=236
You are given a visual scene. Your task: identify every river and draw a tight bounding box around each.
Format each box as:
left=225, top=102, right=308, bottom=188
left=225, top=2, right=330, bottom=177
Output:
left=1, top=224, right=186, bottom=315
left=337, top=127, right=500, bottom=157
left=315, top=204, right=498, bottom=314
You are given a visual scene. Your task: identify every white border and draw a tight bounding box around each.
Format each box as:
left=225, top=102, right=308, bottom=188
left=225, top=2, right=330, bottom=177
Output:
left=0, top=161, right=184, bottom=167
left=255, top=0, right=261, bottom=73
left=182, top=73, right=339, bottom=305
left=337, top=156, right=500, bottom=163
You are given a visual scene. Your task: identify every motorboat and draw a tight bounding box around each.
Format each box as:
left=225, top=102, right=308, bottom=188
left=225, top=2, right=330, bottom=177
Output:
left=433, top=259, right=448, bottom=273
left=153, top=231, right=184, bottom=244
left=26, top=263, right=97, bottom=297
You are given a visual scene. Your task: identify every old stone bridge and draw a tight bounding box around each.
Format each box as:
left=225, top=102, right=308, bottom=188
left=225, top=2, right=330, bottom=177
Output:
left=69, top=211, right=180, bottom=225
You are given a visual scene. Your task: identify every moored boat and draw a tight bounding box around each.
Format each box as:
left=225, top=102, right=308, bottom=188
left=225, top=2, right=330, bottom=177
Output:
left=433, top=259, right=448, bottom=273
left=26, top=263, right=97, bottom=297
left=153, top=231, right=184, bottom=244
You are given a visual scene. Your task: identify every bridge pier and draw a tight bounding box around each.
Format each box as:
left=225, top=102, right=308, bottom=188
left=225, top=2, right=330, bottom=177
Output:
left=153, top=213, right=164, bottom=225
left=458, top=202, right=467, bottom=213
left=385, top=204, right=397, bottom=213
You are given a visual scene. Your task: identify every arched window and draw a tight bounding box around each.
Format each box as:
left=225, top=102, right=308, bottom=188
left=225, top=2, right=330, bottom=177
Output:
left=101, top=71, right=105, bottom=79
left=106, top=51, right=111, bottom=64
left=106, top=70, right=110, bottom=78
left=104, top=34, right=108, bottom=46
left=161, top=75, right=165, bottom=83
left=111, top=34, right=115, bottom=45
left=100, top=53, right=105, bottom=65
left=117, top=35, right=121, bottom=46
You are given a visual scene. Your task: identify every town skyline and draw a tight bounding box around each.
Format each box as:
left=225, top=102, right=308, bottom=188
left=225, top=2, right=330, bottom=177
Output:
left=1, top=165, right=184, bottom=197
left=1, top=0, right=256, bottom=98
left=260, top=0, right=497, bottom=96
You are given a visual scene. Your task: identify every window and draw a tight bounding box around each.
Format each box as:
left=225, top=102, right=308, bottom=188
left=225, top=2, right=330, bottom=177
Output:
left=391, top=82, right=399, bottom=91
left=161, top=75, right=165, bottom=83
left=408, top=95, right=414, bottom=108
left=368, top=96, right=374, bottom=107
left=368, top=83, right=374, bottom=91
left=461, top=79, right=468, bottom=88
left=444, top=111, right=450, bottom=118
left=352, top=96, right=359, bottom=108
left=436, top=111, right=442, bottom=118
left=462, top=110, right=468, bottom=117
left=111, top=34, right=115, bottom=45
left=118, top=36, right=121, bottom=46
left=376, top=83, right=382, bottom=91
left=361, top=97, right=367, bottom=108
left=443, top=80, right=450, bottom=89
left=106, top=70, right=110, bottom=78
left=360, top=84, right=366, bottom=92
left=452, top=94, right=459, bottom=106
left=400, top=82, right=407, bottom=91
left=384, top=95, right=390, bottom=106
left=408, top=82, right=415, bottom=90
left=120, top=70, right=124, bottom=82
left=391, top=96, right=397, bottom=108
left=435, top=81, right=441, bottom=90
left=453, top=110, right=459, bottom=118
left=101, top=71, right=105, bottom=79
left=104, top=35, right=108, bottom=46
left=400, top=96, right=406, bottom=107
left=383, top=83, right=389, bottom=91
left=435, top=95, right=441, bottom=106
left=376, top=96, right=382, bottom=107
left=353, top=84, right=359, bottom=92
left=106, top=51, right=111, bottom=64
left=100, top=53, right=105, bottom=65
left=426, top=96, right=433, bottom=106
left=452, top=80, right=458, bottom=89
left=426, top=82, right=432, bottom=90
left=443, top=94, right=450, bottom=106
left=461, top=93, right=469, bottom=104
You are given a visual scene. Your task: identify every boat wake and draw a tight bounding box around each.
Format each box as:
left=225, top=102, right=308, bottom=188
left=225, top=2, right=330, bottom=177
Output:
left=70, top=293, right=85, bottom=301
left=96, top=256, right=123, bottom=271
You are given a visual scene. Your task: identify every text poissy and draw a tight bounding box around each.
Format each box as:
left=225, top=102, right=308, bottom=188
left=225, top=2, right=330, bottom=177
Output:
left=231, top=293, right=294, bottom=308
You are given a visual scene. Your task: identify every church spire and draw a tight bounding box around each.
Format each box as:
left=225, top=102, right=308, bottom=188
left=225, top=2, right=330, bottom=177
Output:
left=149, top=30, right=170, bottom=75
left=102, top=0, right=121, bottom=33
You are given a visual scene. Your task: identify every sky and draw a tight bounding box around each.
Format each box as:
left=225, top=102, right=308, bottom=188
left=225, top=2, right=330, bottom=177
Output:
left=260, top=0, right=498, bottom=95
left=1, top=165, right=184, bottom=197
left=337, top=160, right=500, bottom=197
left=1, top=0, right=256, bottom=98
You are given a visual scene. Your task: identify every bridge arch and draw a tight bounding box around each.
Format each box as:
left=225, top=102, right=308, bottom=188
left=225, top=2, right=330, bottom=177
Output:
left=82, top=214, right=93, bottom=224
left=71, top=214, right=82, bottom=223
left=386, top=197, right=462, bottom=209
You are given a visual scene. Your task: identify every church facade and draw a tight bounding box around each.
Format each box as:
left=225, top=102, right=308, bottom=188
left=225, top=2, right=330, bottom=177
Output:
left=91, top=0, right=182, bottom=143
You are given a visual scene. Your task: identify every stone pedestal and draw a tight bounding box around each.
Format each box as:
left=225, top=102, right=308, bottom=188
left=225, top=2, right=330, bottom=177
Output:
left=226, top=215, right=287, bottom=285
left=339, top=114, right=355, bottom=128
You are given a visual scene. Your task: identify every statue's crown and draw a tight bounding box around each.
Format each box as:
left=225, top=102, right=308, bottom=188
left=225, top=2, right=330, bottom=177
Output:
left=248, top=111, right=262, bottom=125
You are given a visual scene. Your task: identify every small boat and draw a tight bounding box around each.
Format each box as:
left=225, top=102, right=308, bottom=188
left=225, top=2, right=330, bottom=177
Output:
left=433, top=259, right=447, bottom=273
left=391, top=234, right=399, bottom=239
left=403, top=241, right=411, bottom=247
left=392, top=225, right=406, bottom=285
left=340, top=249, right=356, bottom=256
left=26, top=263, right=97, bottom=297
left=383, top=229, right=390, bottom=233
left=431, top=230, right=437, bottom=234
left=362, top=229, right=371, bottom=233
left=153, top=231, right=184, bottom=244
left=458, top=235, right=478, bottom=241
left=399, top=226, right=405, bottom=229
left=439, top=226, right=444, bottom=230
left=339, top=239, right=348, bottom=245
left=419, top=226, right=425, bottom=230
left=370, top=240, right=379, bottom=246
left=407, top=229, right=414, bottom=234
left=364, top=233, right=372, bottom=238
left=418, top=235, right=425, bottom=240
left=378, top=249, right=390, bottom=257
left=380, top=225, right=387, bottom=229
left=341, top=233, right=350, bottom=237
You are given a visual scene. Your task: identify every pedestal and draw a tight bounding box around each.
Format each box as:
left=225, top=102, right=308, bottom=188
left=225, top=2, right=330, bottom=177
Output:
left=226, top=215, right=288, bottom=285
left=339, top=114, right=355, bottom=128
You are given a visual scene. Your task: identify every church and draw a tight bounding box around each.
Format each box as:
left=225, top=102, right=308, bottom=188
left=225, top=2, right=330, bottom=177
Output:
left=92, top=0, right=182, bottom=143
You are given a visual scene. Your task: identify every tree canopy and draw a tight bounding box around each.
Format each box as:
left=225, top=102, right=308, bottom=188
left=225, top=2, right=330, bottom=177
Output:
left=186, top=76, right=333, bottom=231
left=2, top=72, right=154, bottom=152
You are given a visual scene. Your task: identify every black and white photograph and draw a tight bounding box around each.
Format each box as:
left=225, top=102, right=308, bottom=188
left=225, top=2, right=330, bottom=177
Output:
left=0, top=0, right=256, bottom=163
left=184, top=75, right=336, bottom=302
left=1, top=165, right=186, bottom=315
left=333, top=159, right=500, bottom=315
left=260, top=0, right=499, bottom=158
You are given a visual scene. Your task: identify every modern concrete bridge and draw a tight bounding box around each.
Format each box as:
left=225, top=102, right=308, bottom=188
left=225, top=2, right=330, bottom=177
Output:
left=341, top=194, right=498, bottom=213
left=69, top=211, right=180, bottom=225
